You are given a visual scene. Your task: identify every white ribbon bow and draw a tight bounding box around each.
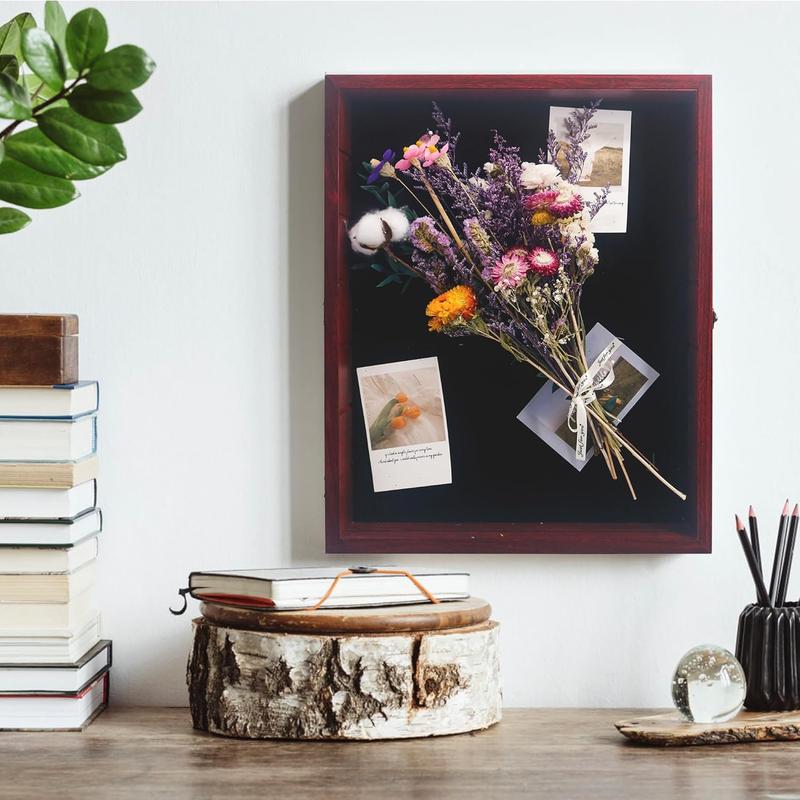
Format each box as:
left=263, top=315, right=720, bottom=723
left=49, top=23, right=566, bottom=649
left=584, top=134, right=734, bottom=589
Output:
left=567, top=338, right=622, bottom=461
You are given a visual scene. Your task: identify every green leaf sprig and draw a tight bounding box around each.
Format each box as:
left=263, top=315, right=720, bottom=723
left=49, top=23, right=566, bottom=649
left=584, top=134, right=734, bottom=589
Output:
left=0, top=2, right=155, bottom=234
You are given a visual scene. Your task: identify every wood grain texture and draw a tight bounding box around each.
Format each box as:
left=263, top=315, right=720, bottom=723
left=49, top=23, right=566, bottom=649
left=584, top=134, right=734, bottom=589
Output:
left=616, top=709, right=800, bottom=747
left=0, top=314, right=78, bottom=336
left=187, top=618, right=501, bottom=739
left=324, top=74, right=713, bottom=555
left=6, top=707, right=800, bottom=800
left=198, top=597, right=491, bottom=634
left=0, top=335, right=78, bottom=385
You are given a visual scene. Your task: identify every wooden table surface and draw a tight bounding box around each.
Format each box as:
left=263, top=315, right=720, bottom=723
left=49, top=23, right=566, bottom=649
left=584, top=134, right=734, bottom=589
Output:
left=3, top=707, right=800, bottom=799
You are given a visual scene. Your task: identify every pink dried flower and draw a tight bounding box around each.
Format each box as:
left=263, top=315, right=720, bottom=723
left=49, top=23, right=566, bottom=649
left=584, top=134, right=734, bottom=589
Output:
left=549, top=185, right=583, bottom=218
left=395, top=143, right=427, bottom=172
left=490, top=248, right=531, bottom=291
left=528, top=248, right=560, bottom=277
left=523, top=190, right=558, bottom=211
left=396, top=133, right=450, bottom=171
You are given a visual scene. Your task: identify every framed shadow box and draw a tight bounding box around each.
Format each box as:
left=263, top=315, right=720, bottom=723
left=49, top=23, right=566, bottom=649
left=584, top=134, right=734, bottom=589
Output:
left=324, top=74, right=712, bottom=554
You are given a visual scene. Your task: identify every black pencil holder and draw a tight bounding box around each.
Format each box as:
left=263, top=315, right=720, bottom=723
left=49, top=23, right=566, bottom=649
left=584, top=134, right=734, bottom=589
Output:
left=735, top=603, right=800, bottom=711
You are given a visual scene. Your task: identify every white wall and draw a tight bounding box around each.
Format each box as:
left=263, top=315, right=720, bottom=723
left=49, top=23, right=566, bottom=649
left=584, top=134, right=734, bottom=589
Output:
left=1, top=0, right=798, bottom=708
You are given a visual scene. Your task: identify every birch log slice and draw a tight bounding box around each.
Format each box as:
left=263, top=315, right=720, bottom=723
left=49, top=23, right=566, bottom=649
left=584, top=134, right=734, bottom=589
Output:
left=187, top=617, right=502, bottom=740
left=198, top=597, right=492, bottom=634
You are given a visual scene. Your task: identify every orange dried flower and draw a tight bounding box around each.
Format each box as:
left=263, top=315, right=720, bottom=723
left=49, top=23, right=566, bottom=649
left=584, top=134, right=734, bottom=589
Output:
left=425, top=285, right=477, bottom=332
left=403, top=406, right=421, bottom=419
left=395, top=392, right=408, bottom=403
left=390, top=417, right=407, bottom=430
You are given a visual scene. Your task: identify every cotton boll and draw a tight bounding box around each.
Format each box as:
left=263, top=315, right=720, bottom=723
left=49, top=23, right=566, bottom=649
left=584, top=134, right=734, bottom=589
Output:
left=348, top=212, right=387, bottom=254
left=377, top=207, right=410, bottom=242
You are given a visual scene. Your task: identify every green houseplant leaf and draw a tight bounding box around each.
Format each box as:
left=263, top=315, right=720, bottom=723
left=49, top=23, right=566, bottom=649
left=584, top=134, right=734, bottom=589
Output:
left=65, top=7, right=107, bottom=72
left=0, top=206, right=31, bottom=233
left=87, top=44, right=155, bottom=91
left=37, top=107, right=126, bottom=166
left=44, top=1, right=68, bottom=57
left=0, top=72, right=32, bottom=120
left=0, top=156, right=77, bottom=208
left=22, top=28, right=65, bottom=91
left=4, top=127, right=110, bottom=180
left=0, top=55, right=18, bottom=81
left=0, top=14, right=36, bottom=62
left=68, top=84, right=141, bottom=123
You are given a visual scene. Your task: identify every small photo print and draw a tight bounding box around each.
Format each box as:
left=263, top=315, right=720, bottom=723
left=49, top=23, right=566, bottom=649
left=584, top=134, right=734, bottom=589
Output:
left=548, top=106, right=632, bottom=233
left=357, top=357, right=452, bottom=492
left=517, top=324, right=658, bottom=471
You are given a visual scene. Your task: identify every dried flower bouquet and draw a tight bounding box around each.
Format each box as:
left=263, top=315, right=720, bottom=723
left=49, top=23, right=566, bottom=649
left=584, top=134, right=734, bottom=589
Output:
left=348, top=103, right=685, bottom=500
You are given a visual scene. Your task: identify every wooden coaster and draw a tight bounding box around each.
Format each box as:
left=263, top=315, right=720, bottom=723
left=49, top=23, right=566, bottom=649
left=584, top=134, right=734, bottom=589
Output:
left=616, top=709, right=800, bottom=746
left=199, top=597, right=491, bottom=634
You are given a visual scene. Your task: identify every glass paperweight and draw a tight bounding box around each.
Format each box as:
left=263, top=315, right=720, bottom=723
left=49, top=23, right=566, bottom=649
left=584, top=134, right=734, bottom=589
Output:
left=671, top=645, right=746, bottom=723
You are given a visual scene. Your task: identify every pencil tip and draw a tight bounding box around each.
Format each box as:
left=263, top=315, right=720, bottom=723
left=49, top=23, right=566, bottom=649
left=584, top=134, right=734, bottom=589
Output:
left=793, top=504, right=798, bottom=517
left=783, top=499, right=789, bottom=515
left=735, top=514, right=744, bottom=529
left=749, top=505, right=756, bottom=516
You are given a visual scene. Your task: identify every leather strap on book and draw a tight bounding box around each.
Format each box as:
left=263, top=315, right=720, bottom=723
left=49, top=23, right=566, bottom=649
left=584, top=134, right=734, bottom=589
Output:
left=309, top=567, right=440, bottom=611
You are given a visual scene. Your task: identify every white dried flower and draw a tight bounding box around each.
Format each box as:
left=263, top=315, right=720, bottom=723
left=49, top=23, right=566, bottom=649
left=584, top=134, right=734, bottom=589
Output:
left=519, top=162, right=560, bottom=190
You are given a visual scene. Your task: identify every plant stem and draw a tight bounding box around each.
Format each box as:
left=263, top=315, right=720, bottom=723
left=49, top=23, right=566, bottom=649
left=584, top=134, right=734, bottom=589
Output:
left=0, top=74, right=85, bottom=142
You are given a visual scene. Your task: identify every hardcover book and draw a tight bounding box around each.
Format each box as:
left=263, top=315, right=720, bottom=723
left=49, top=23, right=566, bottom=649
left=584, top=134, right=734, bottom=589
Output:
left=0, top=479, right=97, bottom=520
left=0, top=640, right=111, bottom=693
left=0, top=535, right=99, bottom=574
left=0, top=671, right=107, bottom=731
left=0, top=415, right=97, bottom=462
left=188, top=567, right=470, bottom=610
left=0, top=508, right=103, bottom=546
left=0, top=381, right=99, bottom=420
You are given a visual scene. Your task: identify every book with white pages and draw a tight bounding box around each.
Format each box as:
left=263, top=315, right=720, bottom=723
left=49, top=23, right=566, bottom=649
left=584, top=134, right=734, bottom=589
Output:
left=0, top=587, right=95, bottom=629
left=0, top=508, right=102, bottom=546
left=0, top=382, right=99, bottom=420
left=0, top=455, right=98, bottom=489
left=0, top=612, right=100, bottom=663
left=0, top=479, right=96, bottom=520
left=0, top=535, right=99, bottom=574
left=0, top=640, right=111, bottom=692
left=188, top=567, right=470, bottom=610
left=0, top=415, right=97, bottom=462
left=0, top=671, right=108, bottom=730
left=0, top=560, right=96, bottom=603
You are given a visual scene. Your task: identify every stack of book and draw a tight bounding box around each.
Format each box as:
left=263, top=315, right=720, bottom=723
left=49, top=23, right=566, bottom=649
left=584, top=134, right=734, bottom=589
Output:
left=0, top=315, right=109, bottom=731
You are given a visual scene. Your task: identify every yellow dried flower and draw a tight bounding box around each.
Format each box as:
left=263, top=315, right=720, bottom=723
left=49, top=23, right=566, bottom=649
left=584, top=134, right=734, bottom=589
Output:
left=531, top=209, right=557, bottom=226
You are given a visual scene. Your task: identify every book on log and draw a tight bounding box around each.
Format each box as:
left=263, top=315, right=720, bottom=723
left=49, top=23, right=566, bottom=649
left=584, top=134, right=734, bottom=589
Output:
left=187, top=566, right=470, bottom=610
left=0, top=315, right=78, bottom=386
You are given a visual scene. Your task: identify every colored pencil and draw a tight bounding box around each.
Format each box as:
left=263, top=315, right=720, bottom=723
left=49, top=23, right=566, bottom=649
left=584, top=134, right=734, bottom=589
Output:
left=735, top=515, right=771, bottom=607
left=776, top=505, right=799, bottom=606
left=748, top=505, right=762, bottom=573
left=769, top=500, right=790, bottom=606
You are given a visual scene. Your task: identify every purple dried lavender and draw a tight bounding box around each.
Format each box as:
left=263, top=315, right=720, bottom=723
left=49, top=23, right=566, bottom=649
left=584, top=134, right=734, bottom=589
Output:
left=560, top=100, right=602, bottom=183
left=409, top=216, right=456, bottom=260
left=586, top=185, right=610, bottom=218
left=463, top=217, right=499, bottom=271
left=538, top=130, right=560, bottom=166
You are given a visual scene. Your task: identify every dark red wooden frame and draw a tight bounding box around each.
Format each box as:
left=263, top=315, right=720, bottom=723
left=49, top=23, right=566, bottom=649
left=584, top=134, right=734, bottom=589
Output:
left=324, top=74, right=712, bottom=554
